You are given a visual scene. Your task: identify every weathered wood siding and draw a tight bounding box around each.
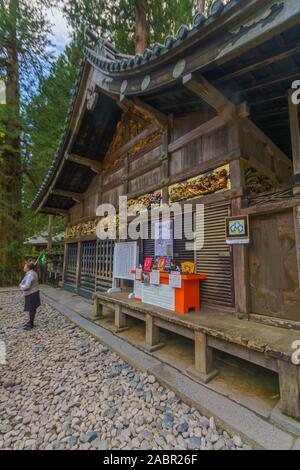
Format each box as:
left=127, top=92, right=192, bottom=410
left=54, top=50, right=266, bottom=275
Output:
left=249, top=210, right=300, bottom=321
left=240, top=127, right=292, bottom=187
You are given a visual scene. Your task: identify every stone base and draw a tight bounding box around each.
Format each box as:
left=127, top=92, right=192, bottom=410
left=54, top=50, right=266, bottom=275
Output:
left=139, top=342, right=165, bottom=353
left=186, top=366, right=219, bottom=384
left=293, top=184, right=300, bottom=196
left=271, top=403, right=300, bottom=437
left=93, top=314, right=104, bottom=320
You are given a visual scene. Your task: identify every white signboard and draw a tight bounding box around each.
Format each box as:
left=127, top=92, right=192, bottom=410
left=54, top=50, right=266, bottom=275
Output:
left=135, top=268, right=142, bottom=281
left=142, top=284, right=175, bottom=311
left=150, top=271, right=160, bottom=285
left=169, top=273, right=182, bottom=289
left=113, top=242, right=139, bottom=280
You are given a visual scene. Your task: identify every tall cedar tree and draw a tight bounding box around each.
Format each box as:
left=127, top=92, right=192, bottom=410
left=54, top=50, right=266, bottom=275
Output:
left=0, top=0, right=52, bottom=275
left=135, top=0, right=148, bottom=54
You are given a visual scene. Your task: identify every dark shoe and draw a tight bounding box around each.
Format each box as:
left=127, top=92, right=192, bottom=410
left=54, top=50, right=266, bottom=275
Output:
left=23, top=324, right=34, bottom=331
left=23, top=322, right=31, bottom=328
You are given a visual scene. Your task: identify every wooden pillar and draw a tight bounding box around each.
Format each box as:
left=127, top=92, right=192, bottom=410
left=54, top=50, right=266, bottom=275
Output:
left=288, top=90, right=300, bottom=288
left=294, top=205, right=300, bottom=289
left=232, top=197, right=251, bottom=318
left=288, top=90, right=300, bottom=194
left=145, top=314, right=164, bottom=351
left=62, top=242, right=68, bottom=285
left=278, top=360, right=300, bottom=420
left=187, top=331, right=218, bottom=384
left=75, top=242, right=82, bottom=289
left=115, top=304, right=127, bottom=330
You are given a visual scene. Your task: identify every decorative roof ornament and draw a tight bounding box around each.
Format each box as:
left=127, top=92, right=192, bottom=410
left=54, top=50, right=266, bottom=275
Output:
left=86, top=28, right=131, bottom=63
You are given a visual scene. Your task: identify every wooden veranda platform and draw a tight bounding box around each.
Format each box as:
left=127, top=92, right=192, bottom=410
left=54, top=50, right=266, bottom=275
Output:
left=94, top=291, right=300, bottom=421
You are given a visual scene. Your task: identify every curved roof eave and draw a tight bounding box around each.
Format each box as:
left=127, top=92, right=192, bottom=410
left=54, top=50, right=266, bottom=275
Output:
left=29, top=59, right=92, bottom=212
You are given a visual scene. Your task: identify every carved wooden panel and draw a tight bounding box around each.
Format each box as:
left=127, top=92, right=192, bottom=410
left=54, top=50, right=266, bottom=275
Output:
left=249, top=210, right=300, bottom=320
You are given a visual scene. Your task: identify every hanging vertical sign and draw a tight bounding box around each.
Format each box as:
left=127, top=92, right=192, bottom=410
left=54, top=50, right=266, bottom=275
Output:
left=154, top=220, right=174, bottom=258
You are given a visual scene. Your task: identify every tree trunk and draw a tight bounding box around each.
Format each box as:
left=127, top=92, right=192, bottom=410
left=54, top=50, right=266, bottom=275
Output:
left=0, top=0, right=22, bottom=283
left=135, top=0, right=149, bottom=55
left=196, top=0, right=206, bottom=13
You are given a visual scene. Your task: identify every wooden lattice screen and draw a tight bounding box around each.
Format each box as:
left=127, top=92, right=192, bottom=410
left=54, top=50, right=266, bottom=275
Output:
left=65, top=243, right=78, bottom=286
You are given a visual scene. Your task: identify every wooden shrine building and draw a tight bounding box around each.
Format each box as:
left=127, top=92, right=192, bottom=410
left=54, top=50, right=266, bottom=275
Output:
left=31, top=0, right=300, bottom=424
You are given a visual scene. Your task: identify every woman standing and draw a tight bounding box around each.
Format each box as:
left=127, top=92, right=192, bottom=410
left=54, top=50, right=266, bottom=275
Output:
left=19, top=261, right=41, bottom=331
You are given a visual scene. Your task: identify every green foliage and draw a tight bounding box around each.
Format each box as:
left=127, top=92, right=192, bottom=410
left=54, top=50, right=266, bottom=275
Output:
left=0, top=0, right=56, bottom=271
left=62, top=0, right=195, bottom=55
left=0, top=0, right=54, bottom=99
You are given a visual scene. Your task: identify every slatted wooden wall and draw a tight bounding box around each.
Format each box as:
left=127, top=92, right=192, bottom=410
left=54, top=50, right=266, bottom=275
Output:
left=65, top=243, right=78, bottom=286
left=196, top=203, right=234, bottom=308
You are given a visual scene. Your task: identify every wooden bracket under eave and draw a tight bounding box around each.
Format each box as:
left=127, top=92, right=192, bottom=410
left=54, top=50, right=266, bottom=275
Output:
left=40, top=207, right=68, bottom=217
left=118, top=94, right=169, bottom=129
left=65, top=153, right=103, bottom=174
left=51, top=189, right=84, bottom=203
left=182, top=73, right=249, bottom=124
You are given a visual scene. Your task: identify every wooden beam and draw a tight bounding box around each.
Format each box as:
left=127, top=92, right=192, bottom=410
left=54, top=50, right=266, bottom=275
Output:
left=183, top=73, right=251, bottom=125
left=251, top=94, right=286, bottom=107
left=183, top=73, right=291, bottom=166
left=105, top=123, right=158, bottom=164
left=66, top=153, right=103, bottom=174
left=239, top=71, right=300, bottom=95
left=183, top=73, right=237, bottom=123
left=168, top=115, right=224, bottom=153
left=119, top=94, right=168, bottom=128
left=241, top=196, right=300, bottom=216
left=241, top=118, right=292, bottom=166
left=51, top=188, right=84, bottom=203
left=41, top=207, right=68, bottom=217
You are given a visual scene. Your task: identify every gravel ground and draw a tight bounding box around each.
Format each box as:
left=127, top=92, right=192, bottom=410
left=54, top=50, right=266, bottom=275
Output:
left=0, top=290, right=250, bottom=451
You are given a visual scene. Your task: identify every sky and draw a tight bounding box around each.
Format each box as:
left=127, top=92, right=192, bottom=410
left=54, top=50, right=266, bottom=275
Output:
left=48, top=6, right=71, bottom=55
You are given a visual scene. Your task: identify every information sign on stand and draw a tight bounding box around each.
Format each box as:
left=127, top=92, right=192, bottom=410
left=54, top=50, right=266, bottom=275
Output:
left=150, top=271, right=160, bottom=285
left=109, top=242, right=139, bottom=292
